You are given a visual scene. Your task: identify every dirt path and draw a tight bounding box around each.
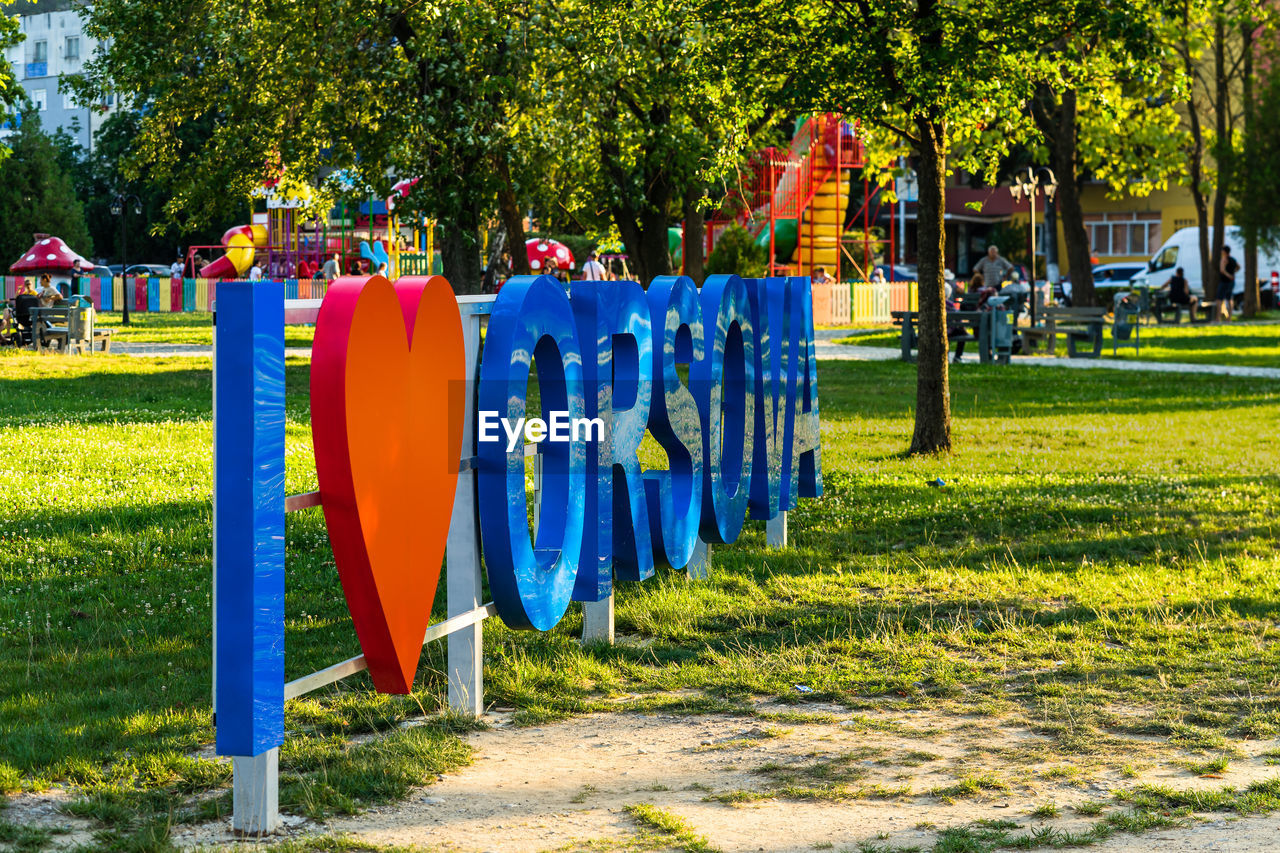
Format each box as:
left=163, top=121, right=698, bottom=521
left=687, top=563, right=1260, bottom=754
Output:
left=164, top=701, right=1280, bottom=851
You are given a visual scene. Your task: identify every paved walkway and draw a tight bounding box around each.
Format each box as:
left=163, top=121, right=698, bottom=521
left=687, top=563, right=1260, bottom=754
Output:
left=113, top=334, right=1279, bottom=380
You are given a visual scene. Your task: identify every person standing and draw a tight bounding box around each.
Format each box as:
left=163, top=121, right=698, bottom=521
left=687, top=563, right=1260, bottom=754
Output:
left=581, top=250, right=607, bottom=281
left=249, top=260, right=263, bottom=281
left=322, top=253, right=339, bottom=281
left=972, top=245, right=1014, bottom=288
left=1215, top=246, right=1238, bottom=322
left=170, top=255, right=184, bottom=280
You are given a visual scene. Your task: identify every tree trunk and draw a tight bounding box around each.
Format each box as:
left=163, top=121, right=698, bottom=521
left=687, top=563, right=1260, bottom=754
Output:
left=496, top=156, right=530, bottom=276
left=615, top=186, right=674, bottom=285
left=683, top=184, right=706, bottom=284
left=1054, top=91, right=1095, bottom=307
left=637, top=198, right=673, bottom=285
left=1241, top=15, right=1259, bottom=318
left=1183, top=26, right=1215, bottom=299
left=440, top=202, right=484, bottom=294
left=1211, top=8, right=1232, bottom=310
left=1033, top=86, right=1094, bottom=305
left=908, top=117, right=951, bottom=456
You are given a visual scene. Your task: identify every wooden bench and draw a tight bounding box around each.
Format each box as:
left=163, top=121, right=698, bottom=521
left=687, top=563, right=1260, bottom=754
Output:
left=92, top=326, right=115, bottom=353
left=1021, top=306, right=1109, bottom=358
left=29, top=305, right=112, bottom=354
left=1151, top=291, right=1211, bottom=325
left=892, top=309, right=1005, bottom=364
left=30, top=306, right=77, bottom=353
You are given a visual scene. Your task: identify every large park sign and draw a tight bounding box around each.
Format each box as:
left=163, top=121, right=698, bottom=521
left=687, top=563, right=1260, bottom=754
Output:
left=211, top=272, right=822, bottom=831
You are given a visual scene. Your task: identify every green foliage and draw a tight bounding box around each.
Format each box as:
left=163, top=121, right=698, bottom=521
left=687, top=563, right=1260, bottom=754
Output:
left=77, top=112, right=244, bottom=263
left=705, top=224, right=767, bottom=279
left=0, top=113, right=92, bottom=266
left=72, top=0, right=535, bottom=287
left=1235, top=30, right=1280, bottom=255
left=524, top=0, right=779, bottom=282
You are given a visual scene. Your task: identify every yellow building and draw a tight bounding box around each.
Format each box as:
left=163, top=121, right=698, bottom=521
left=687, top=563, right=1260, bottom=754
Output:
left=1008, top=184, right=1210, bottom=276
left=1080, top=185, right=1199, bottom=266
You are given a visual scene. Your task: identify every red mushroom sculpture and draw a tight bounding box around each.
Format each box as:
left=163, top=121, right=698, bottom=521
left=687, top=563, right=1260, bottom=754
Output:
left=525, top=238, right=575, bottom=273
left=11, top=235, right=91, bottom=275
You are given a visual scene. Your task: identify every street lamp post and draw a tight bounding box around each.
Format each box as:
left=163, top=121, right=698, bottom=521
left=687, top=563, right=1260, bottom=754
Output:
left=1009, top=167, right=1058, bottom=327
left=111, top=193, right=143, bottom=326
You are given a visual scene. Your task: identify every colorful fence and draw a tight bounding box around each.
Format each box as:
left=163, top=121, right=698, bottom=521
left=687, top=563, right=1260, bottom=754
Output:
left=0, top=276, right=330, bottom=314
left=850, top=280, right=918, bottom=324
left=2, top=273, right=915, bottom=325
left=811, top=280, right=918, bottom=325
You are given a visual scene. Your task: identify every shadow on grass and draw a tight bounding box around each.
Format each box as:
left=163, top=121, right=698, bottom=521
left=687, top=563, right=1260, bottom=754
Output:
left=818, top=360, right=1278, bottom=421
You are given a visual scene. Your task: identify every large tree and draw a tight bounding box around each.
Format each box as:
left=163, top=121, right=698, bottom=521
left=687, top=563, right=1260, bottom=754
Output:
left=1234, top=14, right=1280, bottom=312
left=1231, top=5, right=1279, bottom=317
left=0, top=114, right=92, bottom=267
left=1031, top=40, right=1186, bottom=308
left=528, top=0, right=781, bottom=283
left=73, top=0, right=536, bottom=293
left=715, top=0, right=1162, bottom=454
left=1172, top=0, right=1263, bottom=304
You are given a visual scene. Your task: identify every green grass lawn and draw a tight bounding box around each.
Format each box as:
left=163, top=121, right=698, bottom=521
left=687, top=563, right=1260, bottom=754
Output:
left=836, top=317, right=1280, bottom=368
left=1, top=350, right=1279, bottom=849
left=92, top=312, right=317, bottom=348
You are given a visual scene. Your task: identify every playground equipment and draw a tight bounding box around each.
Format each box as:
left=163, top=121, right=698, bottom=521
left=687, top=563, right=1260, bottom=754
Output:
left=192, top=178, right=439, bottom=280
left=200, top=224, right=269, bottom=279
left=702, top=114, right=889, bottom=283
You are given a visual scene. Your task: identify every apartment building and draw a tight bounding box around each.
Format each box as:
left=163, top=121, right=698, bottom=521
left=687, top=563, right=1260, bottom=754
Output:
left=3, top=0, right=115, bottom=151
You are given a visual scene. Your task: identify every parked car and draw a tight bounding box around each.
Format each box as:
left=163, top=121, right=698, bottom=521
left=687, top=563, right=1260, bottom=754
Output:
left=106, top=264, right=123, bottom=276
left=872, top=264, right=917, bottom=282
left=1091, top=262, right=1146, bottom=285
left=124, top=264, right=172, bottom=278
left=88, top=265, right=112, bottom=278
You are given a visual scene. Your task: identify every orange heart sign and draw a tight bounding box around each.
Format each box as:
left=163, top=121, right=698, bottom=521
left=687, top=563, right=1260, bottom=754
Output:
left=311, top=275, right=466, bottom=694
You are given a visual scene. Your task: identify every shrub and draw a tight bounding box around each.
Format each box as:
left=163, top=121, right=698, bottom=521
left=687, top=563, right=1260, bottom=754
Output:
left=706, top=224, right=768, bottom=279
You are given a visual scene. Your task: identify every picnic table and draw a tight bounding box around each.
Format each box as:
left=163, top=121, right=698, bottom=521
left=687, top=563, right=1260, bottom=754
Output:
left=28, top=305, right=114, bottom=354
left=892, top=308, right=1014, bottom=365
left=1020, top=300, right=1141, bottom=358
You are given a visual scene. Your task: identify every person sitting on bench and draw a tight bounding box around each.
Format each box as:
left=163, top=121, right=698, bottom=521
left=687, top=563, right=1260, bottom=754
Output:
left=947, top=279, right=971, bottom=364
left=36, top=274, right=64, bottom=307
left=3, top=282, right=40, bottom=345
left=1158, top=267, right=1198, bottom=315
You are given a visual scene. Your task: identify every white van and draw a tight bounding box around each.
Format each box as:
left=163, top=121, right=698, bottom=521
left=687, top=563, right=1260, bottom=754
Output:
left=1130, top=226, right=1280, bottom=296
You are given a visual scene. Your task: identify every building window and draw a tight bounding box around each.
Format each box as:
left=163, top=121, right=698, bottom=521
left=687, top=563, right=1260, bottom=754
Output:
left=32, top=41, right=47, bottom=64
left=65, top=37, right=79, bottom=62
left=62, top=90, right=77, bottom=110
left=1084, top=213, right=1161, bottom=257
left=32, top=88, right=46, bottom=111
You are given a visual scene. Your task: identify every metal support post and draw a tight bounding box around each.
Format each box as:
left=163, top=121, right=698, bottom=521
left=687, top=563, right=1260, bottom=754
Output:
left=446, top=309, right=485, bottom=717
left=767, top=512, right=788, bottom=549
left=232, top=750, right=279, bottom=836
left=688, top=538, right=711, bottom=580
left=582, top=595, right=615, bottom=644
